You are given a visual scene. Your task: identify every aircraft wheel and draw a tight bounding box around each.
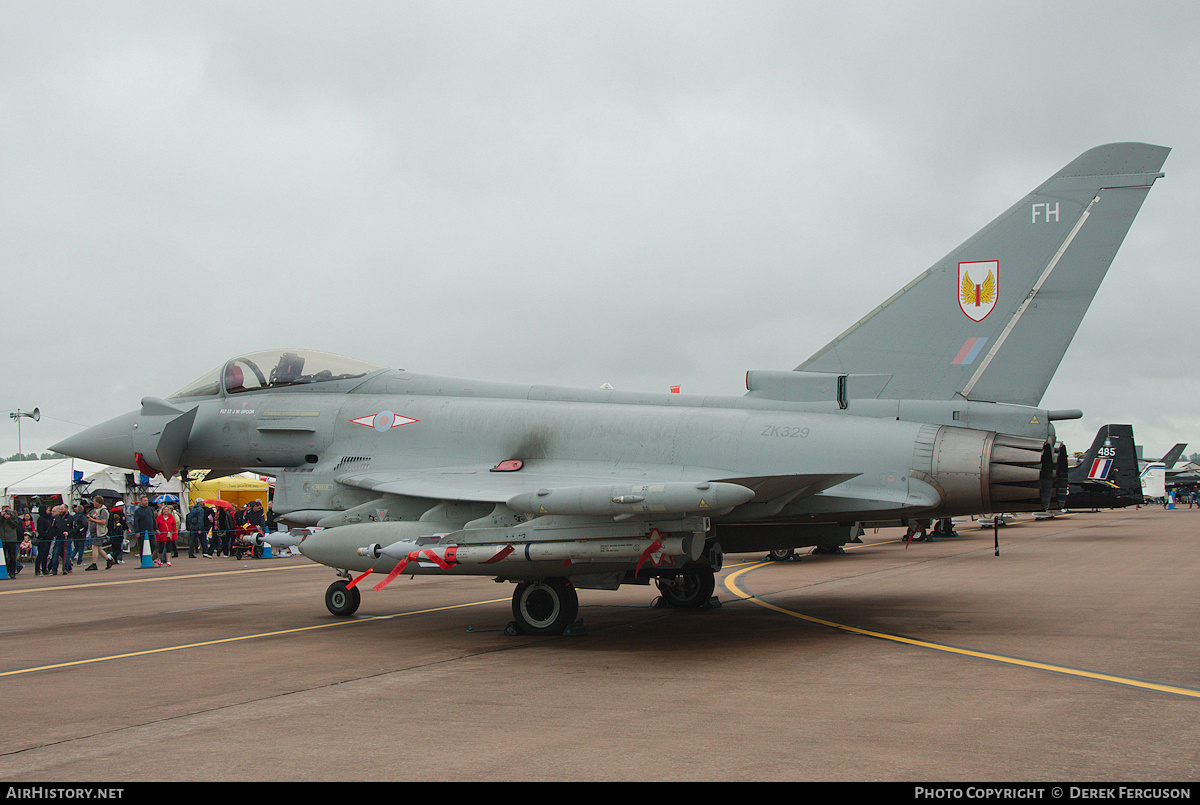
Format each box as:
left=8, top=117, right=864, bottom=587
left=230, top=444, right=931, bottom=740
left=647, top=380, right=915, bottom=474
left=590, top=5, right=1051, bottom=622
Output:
left=325, top=580, right=361, bottom=617
left=511, top=578, right=578, bottom=635
left=656, top=568, right=716, bottom=608
left=768, top=548, right=795, bottom=561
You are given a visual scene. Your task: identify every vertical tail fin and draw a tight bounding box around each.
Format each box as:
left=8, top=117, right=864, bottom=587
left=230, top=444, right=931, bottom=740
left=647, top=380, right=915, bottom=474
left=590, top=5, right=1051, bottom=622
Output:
left=1160, top=443, right=1187, bottom=469
left=796, top=143, right=1169, bottom=405
left=1066, top=424, right=1143, bottom=507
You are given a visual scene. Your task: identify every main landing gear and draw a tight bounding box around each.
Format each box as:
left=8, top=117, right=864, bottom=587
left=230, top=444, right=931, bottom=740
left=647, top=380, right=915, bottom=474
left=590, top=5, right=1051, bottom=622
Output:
left=508, top=577, right=579, bottom=636
left=654, top=567, right=717, bottom=608
left=505, top=565, right=719, bottom=635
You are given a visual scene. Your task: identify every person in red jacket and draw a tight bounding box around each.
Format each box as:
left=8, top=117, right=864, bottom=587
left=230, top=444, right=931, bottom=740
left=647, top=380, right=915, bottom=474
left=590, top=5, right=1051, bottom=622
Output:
left=155, top=505, right=178, bottom=567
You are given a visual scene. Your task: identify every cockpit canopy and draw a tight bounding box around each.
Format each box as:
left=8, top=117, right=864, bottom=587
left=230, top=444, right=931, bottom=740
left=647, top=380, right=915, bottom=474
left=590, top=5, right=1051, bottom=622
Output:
left=169, top=349, right=385, bottom=399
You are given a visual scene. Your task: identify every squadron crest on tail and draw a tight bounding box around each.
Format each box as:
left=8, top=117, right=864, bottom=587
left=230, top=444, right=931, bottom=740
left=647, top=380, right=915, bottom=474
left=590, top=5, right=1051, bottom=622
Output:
left=958, top=261, right=998, bottom=322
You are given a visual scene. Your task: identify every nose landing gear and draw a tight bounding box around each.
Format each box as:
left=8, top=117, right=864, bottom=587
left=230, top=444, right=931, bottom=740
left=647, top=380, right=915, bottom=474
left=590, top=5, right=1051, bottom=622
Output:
left=325, top=579, right=362, bottom=616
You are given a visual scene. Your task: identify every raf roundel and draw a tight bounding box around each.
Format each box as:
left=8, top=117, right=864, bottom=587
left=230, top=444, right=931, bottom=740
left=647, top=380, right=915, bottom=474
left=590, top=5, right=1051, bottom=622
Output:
left=349, top=411, right=420, bottom=432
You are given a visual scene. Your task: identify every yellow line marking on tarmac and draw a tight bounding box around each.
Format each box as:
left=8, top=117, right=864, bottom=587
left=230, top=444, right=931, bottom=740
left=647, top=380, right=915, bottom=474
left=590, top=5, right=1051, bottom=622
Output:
left=0, top=597, right=510, bottom=678
left=0, top=561, right=325, bottom=595
left=722, top=560, right=1200, bottom=700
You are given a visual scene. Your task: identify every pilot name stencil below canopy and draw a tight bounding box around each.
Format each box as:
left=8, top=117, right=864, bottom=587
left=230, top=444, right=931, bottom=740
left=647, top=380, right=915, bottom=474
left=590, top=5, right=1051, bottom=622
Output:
left=54, top=143, right=1169, bottom=635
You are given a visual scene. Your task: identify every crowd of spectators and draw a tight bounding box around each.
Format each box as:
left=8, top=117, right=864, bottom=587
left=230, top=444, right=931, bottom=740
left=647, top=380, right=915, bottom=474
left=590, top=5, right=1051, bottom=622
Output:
left=2, top=495, right=278, bottom=578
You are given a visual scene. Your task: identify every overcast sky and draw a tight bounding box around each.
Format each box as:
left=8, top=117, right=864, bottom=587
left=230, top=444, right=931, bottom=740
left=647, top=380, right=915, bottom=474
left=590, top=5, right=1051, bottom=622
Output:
left=2, top=1, right=1197, bottom=461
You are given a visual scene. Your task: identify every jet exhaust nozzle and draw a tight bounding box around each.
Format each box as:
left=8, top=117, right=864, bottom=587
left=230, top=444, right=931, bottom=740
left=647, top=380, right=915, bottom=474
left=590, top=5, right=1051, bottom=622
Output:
left=930, top=428, right=1063, bottom=514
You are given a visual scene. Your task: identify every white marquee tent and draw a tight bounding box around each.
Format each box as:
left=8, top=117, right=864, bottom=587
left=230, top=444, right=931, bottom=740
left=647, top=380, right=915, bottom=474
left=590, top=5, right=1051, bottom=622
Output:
left=0, top=458, right=184, bottom=509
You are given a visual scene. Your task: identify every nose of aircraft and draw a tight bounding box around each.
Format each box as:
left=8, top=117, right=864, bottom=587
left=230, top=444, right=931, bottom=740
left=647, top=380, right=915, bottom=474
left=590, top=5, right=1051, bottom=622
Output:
left=50, top=410, right=140, bottom=469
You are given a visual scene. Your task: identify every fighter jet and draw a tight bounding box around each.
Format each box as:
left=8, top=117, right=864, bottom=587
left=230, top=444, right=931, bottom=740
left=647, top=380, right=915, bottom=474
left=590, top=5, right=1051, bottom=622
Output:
left=1154, top=445, right=1200, bottom=491
left=1059, top=424, right=1144, bottom=510
left=52, top=142, right=1169, bottom=635
left=1164, top=465, right=1200, bottom=496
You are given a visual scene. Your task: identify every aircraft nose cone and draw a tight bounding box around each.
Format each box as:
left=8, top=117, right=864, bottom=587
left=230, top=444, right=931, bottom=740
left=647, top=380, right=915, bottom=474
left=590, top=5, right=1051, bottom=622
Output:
left=50, top=410, right=139, bottom=469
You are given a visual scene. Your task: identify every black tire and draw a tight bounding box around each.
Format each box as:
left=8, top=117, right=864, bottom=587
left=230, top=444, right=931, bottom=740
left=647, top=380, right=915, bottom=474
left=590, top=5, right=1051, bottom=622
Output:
left=511, top=578, right=579, bottom=635
left=656, top=568, right=716, bottom=608
left=325, top=579, right=361, bottom=617
left=768, top=548, right=795, bottom=561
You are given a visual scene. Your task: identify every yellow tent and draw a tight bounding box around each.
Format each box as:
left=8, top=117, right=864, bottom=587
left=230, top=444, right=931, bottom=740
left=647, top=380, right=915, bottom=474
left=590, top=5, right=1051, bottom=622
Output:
left=186, top=472, right=272, bottom=510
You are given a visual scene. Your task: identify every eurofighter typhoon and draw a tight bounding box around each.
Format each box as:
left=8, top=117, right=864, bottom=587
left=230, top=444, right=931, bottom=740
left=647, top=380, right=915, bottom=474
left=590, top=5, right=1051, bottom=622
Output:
left=53, top=143, right=1169, bottom=635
